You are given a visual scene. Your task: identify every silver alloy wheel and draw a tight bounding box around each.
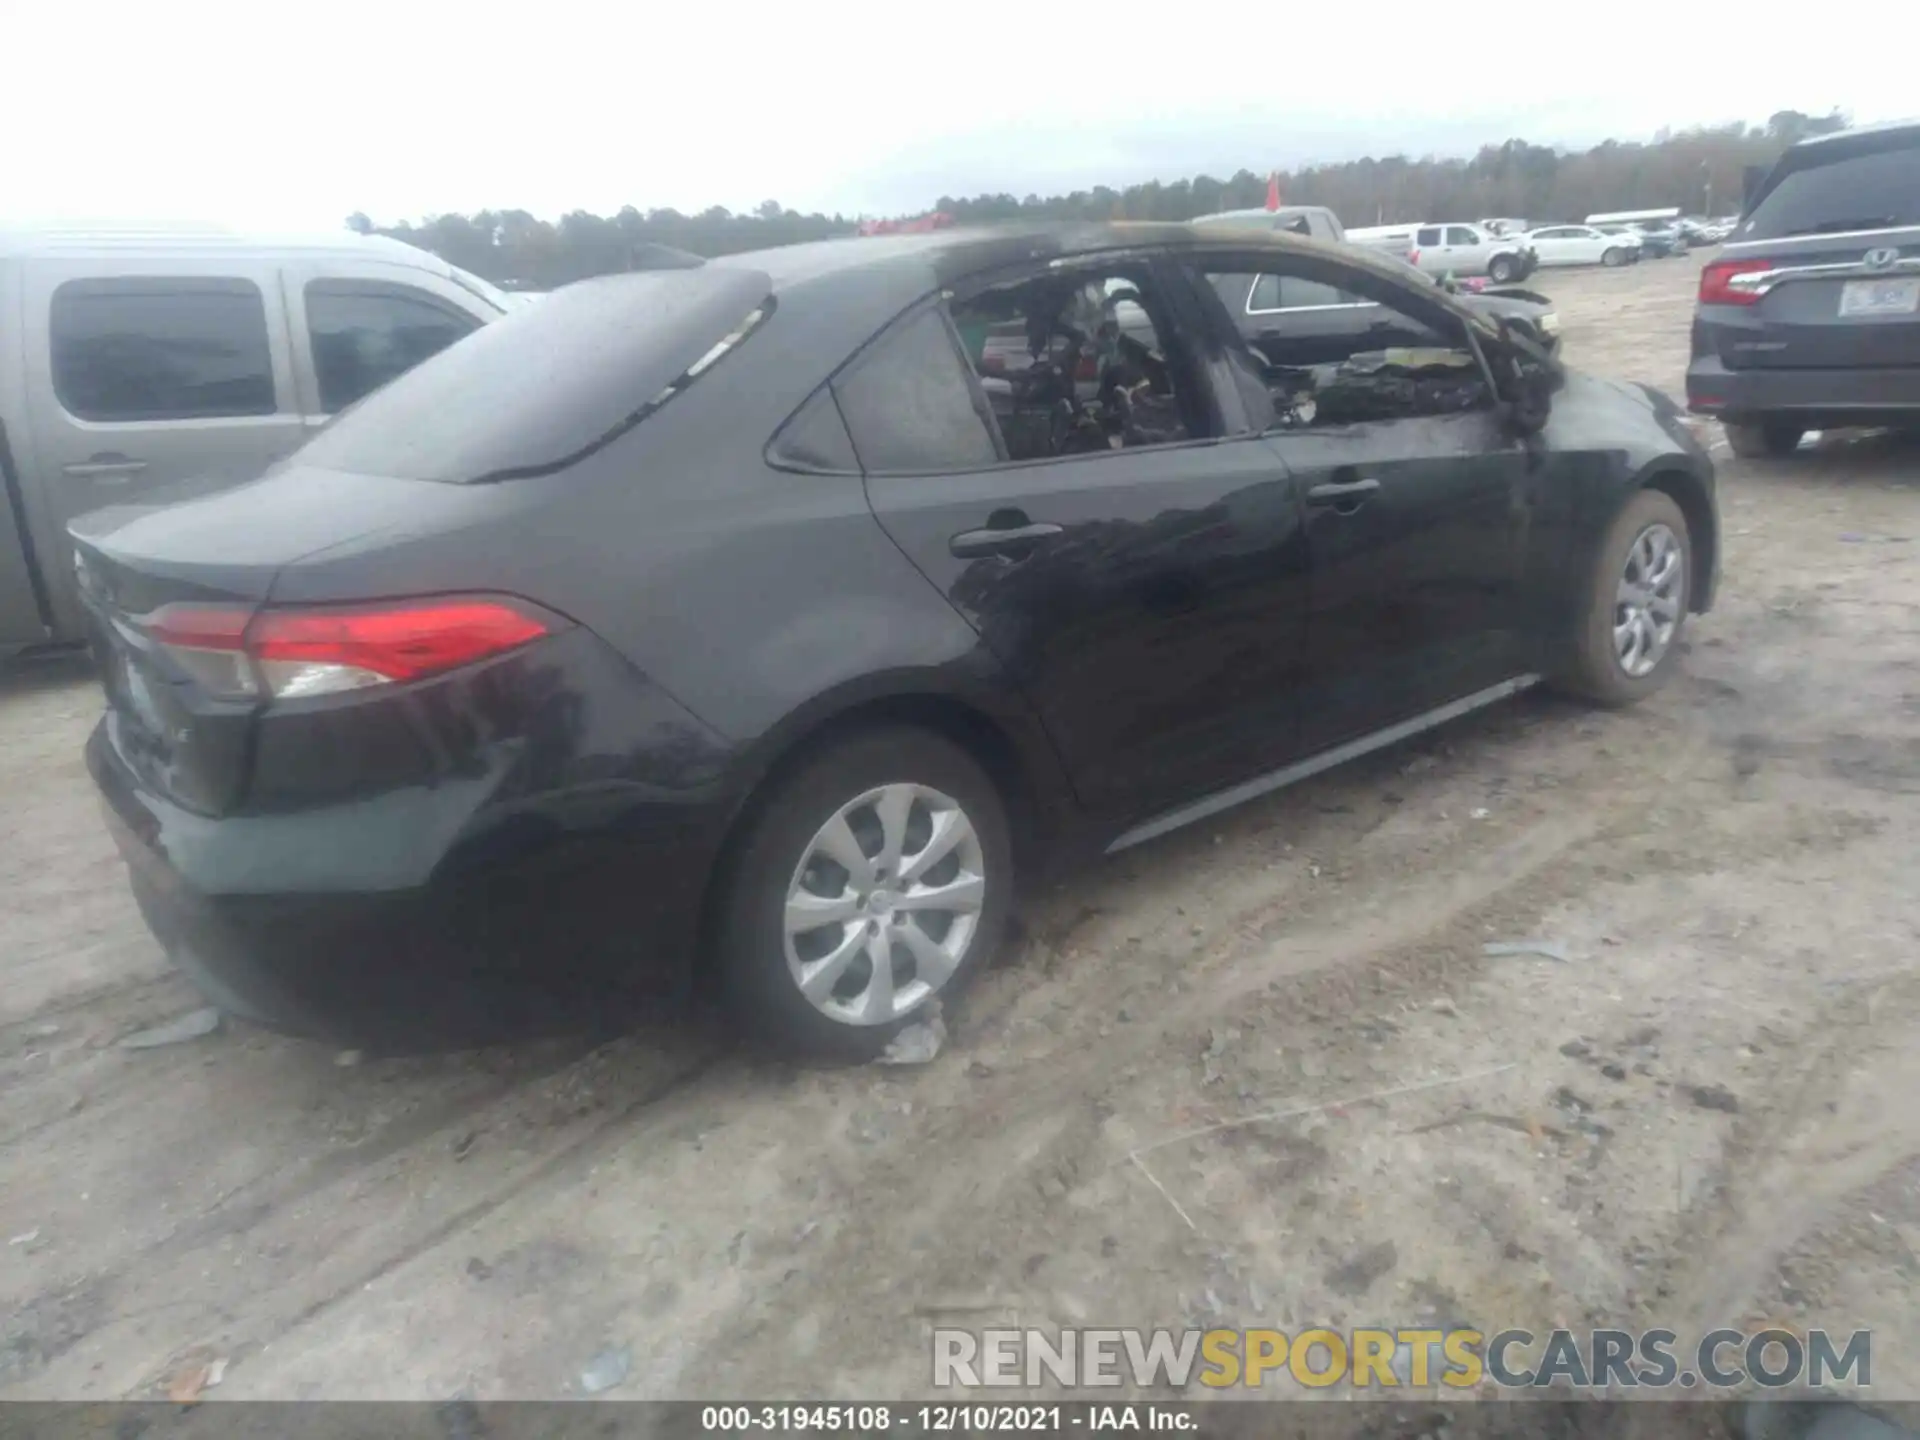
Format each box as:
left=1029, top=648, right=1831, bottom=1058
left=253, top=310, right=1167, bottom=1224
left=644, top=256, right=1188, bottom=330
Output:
left=783, top=783, right=986, bottom=1026
left=1614, top=522, right=1684, bottom=678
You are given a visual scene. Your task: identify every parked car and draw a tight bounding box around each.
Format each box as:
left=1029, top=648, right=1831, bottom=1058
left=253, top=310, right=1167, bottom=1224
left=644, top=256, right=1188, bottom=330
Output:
left=1188, top=211, right=1559, bottom=345
left=1409, top=224, right=1538, bottom=283
left=1632, top=222, right=1690, bottom=257
left=1593, top=223, right=1680, bottom=259
left=1207, top=252, right=1560, bottom=362
left=1343, top=224, right=1421, bottom=257
left=1523, top=224, right=1642, bottom=268
left=1688, top=118, right=1920, bottom=457
left=1191, top=205, right=1343, bottom=244
left=76, top=223, right=1717, bottom=1055
left=0, top=226, right=511, bottom=654
left=1345, top=223, right=1536, bottom=283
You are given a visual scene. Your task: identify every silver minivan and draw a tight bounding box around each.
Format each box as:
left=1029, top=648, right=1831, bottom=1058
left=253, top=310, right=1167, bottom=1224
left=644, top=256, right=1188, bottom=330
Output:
left=0, top=225, right=511, bottom=651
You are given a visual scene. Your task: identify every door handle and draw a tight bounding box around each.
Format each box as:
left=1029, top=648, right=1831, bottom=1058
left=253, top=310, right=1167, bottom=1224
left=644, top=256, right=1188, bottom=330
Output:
left=63, top=456, right=148, bottom=481
left=949, top=521, right=1064, bottom=559
left=1307, top=477, right=1381, bottom=509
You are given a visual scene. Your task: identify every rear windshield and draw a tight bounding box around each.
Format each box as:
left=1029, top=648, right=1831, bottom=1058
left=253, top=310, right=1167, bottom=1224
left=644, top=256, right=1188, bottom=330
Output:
left=293, top=266, right=773, bottom=484
left=1742, top=139, right=1920, bottom=240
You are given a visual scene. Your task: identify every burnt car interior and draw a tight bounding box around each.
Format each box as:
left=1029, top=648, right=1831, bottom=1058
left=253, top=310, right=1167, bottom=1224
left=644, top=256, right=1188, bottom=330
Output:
left=950, top=267, right=1205, bottom=461
left=1197, top=256, right=1500, bottom=431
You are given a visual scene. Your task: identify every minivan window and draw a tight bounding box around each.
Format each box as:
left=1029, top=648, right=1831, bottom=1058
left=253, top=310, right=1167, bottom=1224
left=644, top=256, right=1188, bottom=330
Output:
left=1742, top=140, right=1920, bottom=240
left=49, top=277, right=276, bottom=422
left=305, top=282, right=479, bottom=413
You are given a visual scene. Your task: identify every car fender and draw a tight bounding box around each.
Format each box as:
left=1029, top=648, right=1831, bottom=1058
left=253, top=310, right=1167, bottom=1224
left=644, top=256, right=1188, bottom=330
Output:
left=713, top=656, right=1085, bottom=876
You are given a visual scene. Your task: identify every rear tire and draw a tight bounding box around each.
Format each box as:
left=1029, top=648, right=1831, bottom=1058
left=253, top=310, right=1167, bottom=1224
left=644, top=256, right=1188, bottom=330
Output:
left=1601, top=247, right=1626, bottom=268
left=1555, top=489, right=1693, bottom=708
left=716, top=726, right=1012, bottom=1059
left=1724, top=418, right=1805, bottom=458
left=1489, top=255, right=1518, bottom=284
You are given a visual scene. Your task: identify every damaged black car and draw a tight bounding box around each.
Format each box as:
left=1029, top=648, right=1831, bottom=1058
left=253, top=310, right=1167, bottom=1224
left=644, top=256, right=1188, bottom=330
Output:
left=75, top=223, right=1717, bottom=1056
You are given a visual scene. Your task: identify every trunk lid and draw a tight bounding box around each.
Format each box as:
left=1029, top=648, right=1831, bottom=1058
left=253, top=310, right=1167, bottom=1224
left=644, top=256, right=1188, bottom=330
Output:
left=71, top=262, right=778, bottom=817
left=70, top=465, right=516, bottom=815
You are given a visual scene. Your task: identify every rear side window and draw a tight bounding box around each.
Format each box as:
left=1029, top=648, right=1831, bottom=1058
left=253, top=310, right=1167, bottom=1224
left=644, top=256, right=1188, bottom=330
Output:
left=833, top=307, right=998, bottom=473
left=769, top=386, right=859, bottom=473
left=50, top=277, right=275, bottom=422
left=1416, top=227, right=1442, bottom=247
left=305, top=282, right=478, bottom=413
left=1743, top=140, right=1920, bottom=240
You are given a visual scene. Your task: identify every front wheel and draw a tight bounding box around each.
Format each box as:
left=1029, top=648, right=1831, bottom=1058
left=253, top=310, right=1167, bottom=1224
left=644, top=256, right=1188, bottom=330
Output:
left=1724, top=417, right=1805, bottom=458
left=1555, top=489, right=1693, bottom=707
left=1489, top=255, right=1518, bottom=284
left=716, top=727, right=1012, bottom=1058
left=1601, top=247, right=1627, bottom=267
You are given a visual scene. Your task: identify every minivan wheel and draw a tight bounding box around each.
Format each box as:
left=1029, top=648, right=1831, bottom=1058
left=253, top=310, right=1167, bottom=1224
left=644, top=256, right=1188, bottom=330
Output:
left=1724, top=418, right=1805, bottom=458
left=1602, top=246, right=1626, bottom=268
left=1556, top=489, right=1692, bottom=707
left=716, top=727, right=1011, bottom=1058
left=1489, top=255, right=1518, bottom=284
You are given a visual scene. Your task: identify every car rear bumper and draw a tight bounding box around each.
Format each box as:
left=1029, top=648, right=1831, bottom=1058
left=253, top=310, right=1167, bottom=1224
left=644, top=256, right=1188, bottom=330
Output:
left=88, top=710, right=731, bottom=1051
left=1687, top=355, right=1920, bottom=423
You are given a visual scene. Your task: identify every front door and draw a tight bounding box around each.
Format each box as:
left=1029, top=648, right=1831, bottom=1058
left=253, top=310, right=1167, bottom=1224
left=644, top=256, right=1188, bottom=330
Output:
left=21, top=259, right=305, bottom=638
left=1179, top=247, right=1531, bottom=757
left=1271, top=412, right=1529, bottom=753
left=835, top=266, right=1311, bottom=825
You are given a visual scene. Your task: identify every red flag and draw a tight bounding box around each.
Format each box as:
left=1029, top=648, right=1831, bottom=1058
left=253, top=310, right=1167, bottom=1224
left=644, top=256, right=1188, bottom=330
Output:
left=1265, top=172, right=1282, bottom=211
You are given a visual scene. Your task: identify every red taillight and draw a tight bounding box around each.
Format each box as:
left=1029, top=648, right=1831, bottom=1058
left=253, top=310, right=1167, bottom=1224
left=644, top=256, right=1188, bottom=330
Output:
left=142, top=596, right=551, bottom=700
left=1699, top=258, right=1772, bottom=306
left=1408, top=248, right=1421, bottom=266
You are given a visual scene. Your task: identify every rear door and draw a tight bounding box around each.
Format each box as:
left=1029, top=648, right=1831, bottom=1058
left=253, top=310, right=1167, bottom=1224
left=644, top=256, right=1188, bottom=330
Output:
left=1529, top=227, right=1577, bottom=265
left=1441, top=225, right=1490, bottom=275
left=1178, top=247, right=1532, bottom=756
left=281, top=262, right=497, bottom=432
left=1409, top=226, right=1444, bottom=274
left=22, top=258, right=304, bottom=638
left=1710, top=134, right=1920, bottom=371
left=846, top=259, right=1311, bottom=824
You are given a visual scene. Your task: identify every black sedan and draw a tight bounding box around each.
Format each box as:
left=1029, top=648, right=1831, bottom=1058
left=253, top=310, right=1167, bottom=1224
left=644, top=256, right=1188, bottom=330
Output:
left=73, top=224, right=1719, bottom=1056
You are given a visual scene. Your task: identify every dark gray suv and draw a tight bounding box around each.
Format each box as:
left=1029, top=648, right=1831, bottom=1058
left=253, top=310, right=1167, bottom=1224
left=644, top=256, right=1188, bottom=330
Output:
left=1687, top=119, right=1920, bottom=457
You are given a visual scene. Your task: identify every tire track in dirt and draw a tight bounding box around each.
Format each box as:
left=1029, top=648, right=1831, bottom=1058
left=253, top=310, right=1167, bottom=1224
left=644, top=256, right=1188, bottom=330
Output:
left=1, top=1029, right=727, bottom=1397
left=1659, top=974, right=1920, bottom=1341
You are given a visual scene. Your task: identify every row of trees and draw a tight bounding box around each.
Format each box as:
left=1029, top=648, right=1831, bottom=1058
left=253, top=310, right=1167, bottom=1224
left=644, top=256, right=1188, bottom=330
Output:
left=355, top=110, right=1847, bottom=290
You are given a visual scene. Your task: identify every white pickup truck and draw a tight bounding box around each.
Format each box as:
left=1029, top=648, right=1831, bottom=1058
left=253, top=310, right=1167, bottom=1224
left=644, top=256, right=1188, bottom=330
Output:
left=1346, top=221, right=1538, bottom=283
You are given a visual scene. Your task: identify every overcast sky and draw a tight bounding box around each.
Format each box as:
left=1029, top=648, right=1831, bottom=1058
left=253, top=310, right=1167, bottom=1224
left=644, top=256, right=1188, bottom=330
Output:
left=3, top=1, right=1901, bottom=231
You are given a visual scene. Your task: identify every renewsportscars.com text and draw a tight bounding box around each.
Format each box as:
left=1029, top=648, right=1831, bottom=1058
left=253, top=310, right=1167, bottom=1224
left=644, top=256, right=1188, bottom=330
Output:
left=932, top=1327, right=1872, bottom=1391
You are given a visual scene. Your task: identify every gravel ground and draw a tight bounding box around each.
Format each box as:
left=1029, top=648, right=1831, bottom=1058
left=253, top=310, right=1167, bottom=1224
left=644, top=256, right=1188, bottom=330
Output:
left=2, top=252, right=1916, bottom=1418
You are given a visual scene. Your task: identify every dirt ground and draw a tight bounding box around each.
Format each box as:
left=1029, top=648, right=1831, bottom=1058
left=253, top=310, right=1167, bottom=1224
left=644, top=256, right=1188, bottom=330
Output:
left=3, top=253, right=1917, bottom=1415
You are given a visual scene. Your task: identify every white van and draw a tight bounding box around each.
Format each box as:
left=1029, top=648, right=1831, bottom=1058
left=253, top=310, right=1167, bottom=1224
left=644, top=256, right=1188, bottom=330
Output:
left=0, top=225, right=511, bottom=650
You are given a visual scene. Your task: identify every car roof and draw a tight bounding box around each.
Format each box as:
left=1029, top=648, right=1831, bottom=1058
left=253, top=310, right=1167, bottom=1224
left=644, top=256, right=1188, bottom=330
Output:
left=0, top=221, right=473, bottom=277
left=690, top=221, right=1497, bottom=368
left=1790, top=116, right=1920, bottom=150
left=1188, top=205, right=1334, bottom=223
left=719, top=220, right=1427, bottom=296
